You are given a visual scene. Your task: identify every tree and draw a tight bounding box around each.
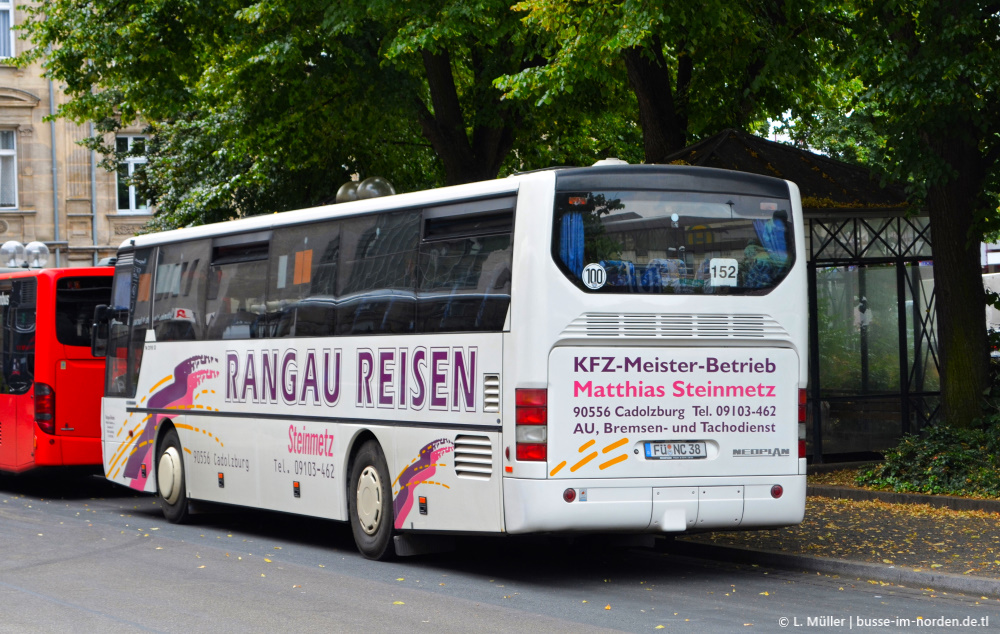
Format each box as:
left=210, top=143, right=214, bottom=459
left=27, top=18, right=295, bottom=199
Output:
left=20, top=0, right=638, bottom=227
left=838, top=1, right=1000, bottom=427
left=500, top=0, right=848, bottom=162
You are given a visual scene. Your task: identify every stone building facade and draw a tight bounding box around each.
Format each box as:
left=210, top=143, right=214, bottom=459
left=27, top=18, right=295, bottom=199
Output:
left=0, top=1, right=148, bottom=267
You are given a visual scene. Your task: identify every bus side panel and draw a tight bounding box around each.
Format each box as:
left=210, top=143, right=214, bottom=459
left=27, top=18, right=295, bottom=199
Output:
left=102, top=397, right=155, bottom=490
left=253, top=423, right=379, bottom=520
left=390, top=427, right=503, bottom=533
left=180, top=414, right=261, bottom=510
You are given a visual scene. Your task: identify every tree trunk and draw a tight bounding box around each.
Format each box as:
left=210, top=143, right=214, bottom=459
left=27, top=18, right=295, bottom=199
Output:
left=416, top=49, right=515, bottom=185
left=925, top=132, right=989, bottom=428
left=622, top=46, right=686, bottom=163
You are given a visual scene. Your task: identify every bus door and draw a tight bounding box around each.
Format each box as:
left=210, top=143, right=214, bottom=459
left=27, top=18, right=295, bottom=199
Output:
left=0, top=279, right=35, bottom=469
left=53, top=276, right=113, bottom=443
left=0, top=280, right=14, bottom=468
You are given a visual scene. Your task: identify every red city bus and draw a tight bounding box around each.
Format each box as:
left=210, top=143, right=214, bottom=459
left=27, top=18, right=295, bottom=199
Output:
left=0, top=267, right=113, bottom=473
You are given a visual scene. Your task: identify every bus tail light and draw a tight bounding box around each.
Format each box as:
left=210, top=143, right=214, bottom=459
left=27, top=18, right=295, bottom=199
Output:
left=798, top=389, right=807, bottom=422
left=515, top=388, right=547, bottom=461
left=35, top=383, right=55, bottom=435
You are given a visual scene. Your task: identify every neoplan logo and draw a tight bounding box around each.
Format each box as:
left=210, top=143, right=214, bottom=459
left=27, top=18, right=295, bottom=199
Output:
left=732, top=447, right=790, bottom=457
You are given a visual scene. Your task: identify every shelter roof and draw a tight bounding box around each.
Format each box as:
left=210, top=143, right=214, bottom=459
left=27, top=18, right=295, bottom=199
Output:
left=659, top=128, right=910, bottom=214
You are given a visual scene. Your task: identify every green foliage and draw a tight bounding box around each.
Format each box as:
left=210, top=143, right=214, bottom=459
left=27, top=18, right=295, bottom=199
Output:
left=19, top=0, right=633, bottom=229
left=856, top=422, right=1000, bottom=498
left=500, top=0, right=852, bottom=148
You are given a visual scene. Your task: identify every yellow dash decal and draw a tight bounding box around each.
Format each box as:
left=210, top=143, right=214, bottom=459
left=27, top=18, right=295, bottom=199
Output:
left=578, top=439, right=596, bottom=452
left=183, top=447, right=192, bottom=454
left=602, top=437, right=629, bottom=453
left=107, top=435, right=138, bottom=472
left=550, top=461, right=567, bottom=476
left=570, top=452, right=598, bottom=472
left=150, top=375, right=172, bottom=393
left=395, top=480, right=451, bottom=492
left=141, top=414, right=152, bottom=423
left=174, top=423, right=195, bottom=431
left=109, top=424, right=145, bottom=468
left=599, top=454, right=628, bottom=470
left=140, top=396, right=147, bottom=404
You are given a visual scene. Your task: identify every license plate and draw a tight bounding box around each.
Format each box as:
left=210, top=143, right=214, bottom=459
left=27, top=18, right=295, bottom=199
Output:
left=644, top=441, right=707, bottom=460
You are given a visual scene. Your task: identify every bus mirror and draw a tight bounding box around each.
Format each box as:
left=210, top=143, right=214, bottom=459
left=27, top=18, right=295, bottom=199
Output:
left=91, top=304, right=109, bottom=358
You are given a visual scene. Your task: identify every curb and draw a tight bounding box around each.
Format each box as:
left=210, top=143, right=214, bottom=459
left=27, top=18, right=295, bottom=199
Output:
left=665, top=539, right=1000, bottom=598
left=808, top=485, right=1000, bottom=514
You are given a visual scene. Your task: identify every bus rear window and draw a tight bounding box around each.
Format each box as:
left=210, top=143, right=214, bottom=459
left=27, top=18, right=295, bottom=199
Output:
left=56, top=277, right=113, bottom=347
left=553, top=190, right=794, bottom=295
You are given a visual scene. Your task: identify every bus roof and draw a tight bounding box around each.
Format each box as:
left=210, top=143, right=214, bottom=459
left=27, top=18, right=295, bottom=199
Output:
left=118, top=164, right=792, bottom=252
left=0, top=266, right=113, bottom=282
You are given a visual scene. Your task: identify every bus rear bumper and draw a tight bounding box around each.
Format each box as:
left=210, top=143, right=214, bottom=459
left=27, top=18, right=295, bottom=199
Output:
left=503, top=475, right=805, bottom=534
left=34, top=434, right=101, bottom=467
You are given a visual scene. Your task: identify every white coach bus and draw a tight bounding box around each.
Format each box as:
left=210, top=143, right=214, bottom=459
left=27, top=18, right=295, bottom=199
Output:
left=93, top=162, right=808, bottom=559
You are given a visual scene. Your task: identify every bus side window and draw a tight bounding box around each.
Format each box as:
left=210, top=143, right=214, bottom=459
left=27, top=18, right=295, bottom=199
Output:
left=153, top=240, right=210, bottom=342
left=205, top=237, right=269, bottom=340
left=416, top=207, right=513, bottom=333
left=337, top=211, right=419, bottom=335
left=266, top=221, right=340, bottom=338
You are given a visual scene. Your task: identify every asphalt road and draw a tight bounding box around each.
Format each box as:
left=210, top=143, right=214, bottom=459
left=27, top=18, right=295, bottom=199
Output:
left=0, top=472, right=997, bottom=633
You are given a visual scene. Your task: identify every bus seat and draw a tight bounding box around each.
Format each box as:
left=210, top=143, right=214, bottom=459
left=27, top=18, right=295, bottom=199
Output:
left=600, top=260, right=637, bottom=291
left=642, top=258, right=687, bottom=291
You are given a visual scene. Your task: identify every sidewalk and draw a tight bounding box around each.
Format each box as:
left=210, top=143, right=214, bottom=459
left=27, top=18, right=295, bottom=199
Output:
left=666, top=486, right=1000, bottom=598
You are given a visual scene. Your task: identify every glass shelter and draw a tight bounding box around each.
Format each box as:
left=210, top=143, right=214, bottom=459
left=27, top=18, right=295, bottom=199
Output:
left=663, top=129, right=940, bottom=461
left=806, top=212, right=938, bottom=460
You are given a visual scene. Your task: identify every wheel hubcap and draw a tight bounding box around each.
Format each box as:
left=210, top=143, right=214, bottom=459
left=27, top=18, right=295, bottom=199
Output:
left=158, top=447, right=182, bottom=505
left=356, top=465, right=382, bottom=535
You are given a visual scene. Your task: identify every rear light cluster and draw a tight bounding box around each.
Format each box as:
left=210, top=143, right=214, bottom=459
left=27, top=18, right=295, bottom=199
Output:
left=35, top=383, right=55, bottom=435
left=798, top=388, right=807, bottom=458
left=515, top=388, right=547, bottom=461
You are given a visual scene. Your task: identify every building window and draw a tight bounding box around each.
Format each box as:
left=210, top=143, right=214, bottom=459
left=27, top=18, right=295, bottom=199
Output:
left=116, top=136, right=148, bottom=213
left=0, top=130, right=16, bottom=208
left=0, top=1, right=13, bottom=60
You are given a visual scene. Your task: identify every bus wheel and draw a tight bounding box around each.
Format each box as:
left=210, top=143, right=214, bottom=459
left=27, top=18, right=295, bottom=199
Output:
left=348, top=440, right=395, bottom=560
left=157, top=428, right=189, bottom=524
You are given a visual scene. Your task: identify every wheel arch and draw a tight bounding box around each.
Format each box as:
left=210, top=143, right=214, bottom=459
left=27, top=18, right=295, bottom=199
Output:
left=154, top=417, right=179, bottom=460
left=342, top=427, right=396, bottom=521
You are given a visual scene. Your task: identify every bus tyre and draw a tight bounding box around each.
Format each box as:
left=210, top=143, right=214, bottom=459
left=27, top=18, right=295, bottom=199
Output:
left=348, top=440, right=395, bottom=560
left=157, top=428, right=189, bottom=524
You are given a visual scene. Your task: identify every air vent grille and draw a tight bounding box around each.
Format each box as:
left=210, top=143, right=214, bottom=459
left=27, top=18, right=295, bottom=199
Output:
left=454, top=434, right=492, bottom=480
left=561, top=313, right=788, bottom=339
left=483, top=374, right=500, bottom=413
